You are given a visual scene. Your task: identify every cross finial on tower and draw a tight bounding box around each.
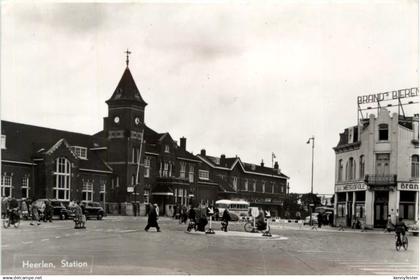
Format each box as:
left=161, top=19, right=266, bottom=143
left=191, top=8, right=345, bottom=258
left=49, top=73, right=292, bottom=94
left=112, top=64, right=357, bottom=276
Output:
left=125, top=49, right=131, bottom=67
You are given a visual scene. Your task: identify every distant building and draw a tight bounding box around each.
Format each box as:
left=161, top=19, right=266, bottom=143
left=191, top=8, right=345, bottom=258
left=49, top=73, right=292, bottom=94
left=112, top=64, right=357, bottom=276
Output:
left=333, top=108, right=419, bottom=228
left=196, top=150, right=289, bottom=217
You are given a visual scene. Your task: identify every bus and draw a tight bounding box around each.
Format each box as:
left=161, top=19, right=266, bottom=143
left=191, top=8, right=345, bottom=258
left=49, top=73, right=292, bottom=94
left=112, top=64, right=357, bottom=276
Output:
left=215, top=199, right=250, bottom=221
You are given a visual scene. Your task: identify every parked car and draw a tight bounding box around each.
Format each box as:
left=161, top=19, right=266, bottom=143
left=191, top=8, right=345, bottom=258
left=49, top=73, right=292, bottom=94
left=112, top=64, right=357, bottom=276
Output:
left=406, top=220, right=419, bottom=236
left=34, top=199, right=70, bottom=220
left=81, top=202, right=105, bottom=220
left=303, top=213, right=319, bottom=225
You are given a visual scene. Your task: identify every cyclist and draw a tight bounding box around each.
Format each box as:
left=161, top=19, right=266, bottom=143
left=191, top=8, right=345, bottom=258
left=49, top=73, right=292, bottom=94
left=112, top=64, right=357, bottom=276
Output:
left=394, top=217, right=408, bottom=246
left=255, top=207, right=267, bottom=231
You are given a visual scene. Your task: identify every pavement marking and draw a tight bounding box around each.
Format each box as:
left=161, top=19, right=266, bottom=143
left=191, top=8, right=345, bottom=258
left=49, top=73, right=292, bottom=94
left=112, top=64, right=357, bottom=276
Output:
left=22, top=241, right=33, bottom=244
left=119, top=229, right=137, bottom=233
left=55, top=236, right=61, bottom=239
left=41, top=238, right=50, bottom=242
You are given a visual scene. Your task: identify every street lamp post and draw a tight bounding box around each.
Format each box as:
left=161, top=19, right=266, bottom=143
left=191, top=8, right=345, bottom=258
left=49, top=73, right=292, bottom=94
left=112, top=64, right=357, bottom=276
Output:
left=306, top=136, right=315, bottom=226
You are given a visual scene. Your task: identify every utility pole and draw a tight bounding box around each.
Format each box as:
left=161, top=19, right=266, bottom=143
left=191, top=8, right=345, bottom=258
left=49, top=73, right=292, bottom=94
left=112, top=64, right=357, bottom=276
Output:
left=307, top=136, right=315, bottom=226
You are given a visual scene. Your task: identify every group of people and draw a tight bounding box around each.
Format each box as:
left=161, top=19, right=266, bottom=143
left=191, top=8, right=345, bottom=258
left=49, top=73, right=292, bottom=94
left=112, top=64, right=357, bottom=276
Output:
left=1, top=197, right=87, bottom=229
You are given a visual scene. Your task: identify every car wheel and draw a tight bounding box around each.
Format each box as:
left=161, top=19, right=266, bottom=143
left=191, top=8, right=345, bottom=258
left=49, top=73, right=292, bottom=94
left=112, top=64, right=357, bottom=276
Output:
left=97, top=214, right=103, bottom=220
left=60, top=213, right=66, bottom=220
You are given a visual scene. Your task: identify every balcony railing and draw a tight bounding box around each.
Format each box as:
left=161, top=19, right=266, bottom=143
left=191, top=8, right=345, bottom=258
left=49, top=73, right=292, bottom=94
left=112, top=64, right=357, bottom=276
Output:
left=364, top=174, right=397, bottom=186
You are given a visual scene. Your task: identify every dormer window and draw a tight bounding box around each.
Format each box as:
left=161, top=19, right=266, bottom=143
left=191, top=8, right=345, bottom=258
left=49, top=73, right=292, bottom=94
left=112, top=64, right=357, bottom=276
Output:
left=71, top=146, right=87, bottom=160
left=1, top=135, right=6, bottom=149
left=378, top=124, right=389, bottom=141
left=164, top=145, right=170, bottom=153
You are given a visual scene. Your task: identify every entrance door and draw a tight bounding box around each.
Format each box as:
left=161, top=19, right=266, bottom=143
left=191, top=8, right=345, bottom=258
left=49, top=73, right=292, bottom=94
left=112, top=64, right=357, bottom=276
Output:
left=374, top=191, right=389, bottom=228
left=347, top=201, right=353, bottom=227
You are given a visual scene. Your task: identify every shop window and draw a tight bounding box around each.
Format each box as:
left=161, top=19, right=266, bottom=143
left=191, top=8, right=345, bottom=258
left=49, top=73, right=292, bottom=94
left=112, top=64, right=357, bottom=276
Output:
left=337, top=203, right=346, bottom=217
left=399, top=191, right=416, bottom=220
left=144, top=189, right=150, bottom=204
left=411, top=155, right=419, bottom=178
left=337, top=192, right=346, bottom=202
left=378, top=124, right=389, bottom=141
left=355, top=204, right=365, bottom=218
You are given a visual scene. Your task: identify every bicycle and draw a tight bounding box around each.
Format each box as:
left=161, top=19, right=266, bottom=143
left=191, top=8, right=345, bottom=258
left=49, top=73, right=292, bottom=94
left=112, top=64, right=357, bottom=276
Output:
left=244, top=221, right=270, bottom=233
left=395, top=233, right=408, bottom=251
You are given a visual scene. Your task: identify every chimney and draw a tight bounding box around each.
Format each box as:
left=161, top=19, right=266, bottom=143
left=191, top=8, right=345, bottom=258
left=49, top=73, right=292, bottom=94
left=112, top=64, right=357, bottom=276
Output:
left=261, top=160, right=264, bottom=167
left=220, top=154, right=226, bottom=166
left=180, top=137, right=186, bottom=150
left=200, top=149, right=206, bottom=156
left=274, top=161, right=279, bottom=169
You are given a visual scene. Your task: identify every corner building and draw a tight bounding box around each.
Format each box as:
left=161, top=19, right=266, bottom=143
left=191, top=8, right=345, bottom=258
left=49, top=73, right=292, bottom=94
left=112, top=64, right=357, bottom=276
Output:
left=333, top=108, right=419, bottom=228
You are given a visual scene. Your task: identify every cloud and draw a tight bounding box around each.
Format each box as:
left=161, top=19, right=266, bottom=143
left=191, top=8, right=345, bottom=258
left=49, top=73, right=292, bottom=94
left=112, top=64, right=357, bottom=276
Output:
left=14, top=3, right=107, bottom=36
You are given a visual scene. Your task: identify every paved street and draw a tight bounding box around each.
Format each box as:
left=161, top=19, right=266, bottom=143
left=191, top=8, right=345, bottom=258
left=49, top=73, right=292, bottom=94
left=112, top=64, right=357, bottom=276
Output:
left=2, top=216, right=419, bottom=275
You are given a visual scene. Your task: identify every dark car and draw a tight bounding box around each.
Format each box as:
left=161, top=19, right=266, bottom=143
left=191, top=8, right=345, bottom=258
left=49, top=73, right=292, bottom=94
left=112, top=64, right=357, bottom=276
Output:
left=81, top=202, right=105, bottom=220
left=34, top=199, right=70, bottom=220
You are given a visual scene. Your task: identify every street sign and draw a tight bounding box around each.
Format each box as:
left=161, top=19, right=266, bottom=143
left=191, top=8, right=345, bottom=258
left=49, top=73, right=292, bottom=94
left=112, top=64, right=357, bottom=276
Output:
left=250, top=207, right=259, bottom=217
left=127, top=186, right=134, bottom=193
left=309, top=204, right=314, bottom=207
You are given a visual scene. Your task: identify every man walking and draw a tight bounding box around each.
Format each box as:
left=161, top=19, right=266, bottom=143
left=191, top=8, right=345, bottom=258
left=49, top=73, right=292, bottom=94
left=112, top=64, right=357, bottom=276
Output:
left=145, top=203, right=161, bottom=232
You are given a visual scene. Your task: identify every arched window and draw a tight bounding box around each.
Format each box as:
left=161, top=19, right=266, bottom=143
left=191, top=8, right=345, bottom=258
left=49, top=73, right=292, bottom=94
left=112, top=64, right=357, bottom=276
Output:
left=338, top=159, right=343, bottom=182
left=359, top=155, right=365, bottom=179
left=378, top=124, right=389, bottom=141
left=54, top=157, right=71, bottom=201
left=411, top=155, right=419, bottom=178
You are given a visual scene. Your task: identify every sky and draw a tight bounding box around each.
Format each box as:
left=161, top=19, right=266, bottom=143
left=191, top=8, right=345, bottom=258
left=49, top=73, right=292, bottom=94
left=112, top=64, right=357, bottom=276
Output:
left=1, top=0, right=418, bottom=195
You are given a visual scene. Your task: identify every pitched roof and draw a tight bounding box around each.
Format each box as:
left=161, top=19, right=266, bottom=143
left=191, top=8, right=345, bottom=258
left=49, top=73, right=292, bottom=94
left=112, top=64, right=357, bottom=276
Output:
left=197, top=154, right=289, bottom=179
left=1, top=120, right=111, bottom=172
left=106, top=67, right=147, bottom=107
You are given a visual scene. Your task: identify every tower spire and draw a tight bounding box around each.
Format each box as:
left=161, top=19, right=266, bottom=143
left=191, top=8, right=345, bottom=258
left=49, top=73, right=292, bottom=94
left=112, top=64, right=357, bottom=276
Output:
left=125, top=49, right=131, bottom=67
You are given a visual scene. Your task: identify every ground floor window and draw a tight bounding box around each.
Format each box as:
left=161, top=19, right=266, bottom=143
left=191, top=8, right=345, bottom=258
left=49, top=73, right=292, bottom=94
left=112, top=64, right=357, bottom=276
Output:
left=1, top=175, right=12, bottom=197
left=100, top=183, right=106, bottom=202
left=21, top=177, right=29, bottom=198
left=82, top=182, right=94, bottom=202
left=399, top=191, right=416, bottom=220
left=144, top=189, right=150, bottom=204
left=355, top=204, right=365, bottom=218
left=337, top=203, right=346, bottom=217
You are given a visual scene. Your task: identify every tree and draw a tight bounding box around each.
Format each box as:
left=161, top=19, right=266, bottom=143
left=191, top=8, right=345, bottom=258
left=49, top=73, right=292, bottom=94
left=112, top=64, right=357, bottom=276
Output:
left=300, top=193, right=321, bottom=208
left=283, top=193, right=303, bottom=219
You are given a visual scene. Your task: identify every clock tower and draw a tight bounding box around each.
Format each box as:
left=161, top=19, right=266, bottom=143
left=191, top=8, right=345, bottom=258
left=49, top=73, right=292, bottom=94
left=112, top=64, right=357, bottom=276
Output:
left=103, top=54, right=147, bottom=203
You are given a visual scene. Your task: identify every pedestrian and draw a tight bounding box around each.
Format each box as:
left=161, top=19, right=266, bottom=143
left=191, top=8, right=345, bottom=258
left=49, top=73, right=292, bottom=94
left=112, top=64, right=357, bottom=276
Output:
left=385, top=215, right=393, bottom=233
left=221, top=208, right=231, bottom=232
left=1, top=197, right=9, bottom=219
left=44, top=199, right=53, bottom=222
left=73, top=201, right=86, bottom=229
left=196, top=202, right=208, bottom=232
left=30, top=200, right=41, bottom=226
left=145, top=203, right=161, bottom=232
left=318, top=214, right=322, bottom=228
left=213, top=207, right=219, bottom=221
left=154, top=203, right=160, bottom=217
left=173, top=204, right=178, bottom=219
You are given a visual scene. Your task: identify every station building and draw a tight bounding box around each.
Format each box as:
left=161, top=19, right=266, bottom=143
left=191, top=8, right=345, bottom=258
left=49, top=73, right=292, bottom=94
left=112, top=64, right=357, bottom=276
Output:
left=1, top=58, right=289, bottom=216
left=333, top=108, right=419, bottom=228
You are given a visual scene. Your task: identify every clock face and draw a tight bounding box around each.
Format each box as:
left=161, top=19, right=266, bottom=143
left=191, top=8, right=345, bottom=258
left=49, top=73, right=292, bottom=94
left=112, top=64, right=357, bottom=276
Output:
left=114, top=116, right=120, bottom=124
left=135, top=117, right=140, bottom=125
